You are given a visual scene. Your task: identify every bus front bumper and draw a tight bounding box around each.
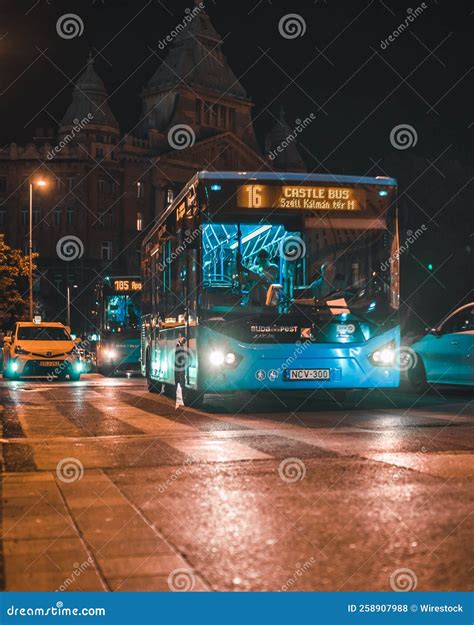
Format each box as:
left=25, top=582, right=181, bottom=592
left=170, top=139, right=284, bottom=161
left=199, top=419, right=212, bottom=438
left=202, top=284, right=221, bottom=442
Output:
left=197, top=328, right=401, bottom=392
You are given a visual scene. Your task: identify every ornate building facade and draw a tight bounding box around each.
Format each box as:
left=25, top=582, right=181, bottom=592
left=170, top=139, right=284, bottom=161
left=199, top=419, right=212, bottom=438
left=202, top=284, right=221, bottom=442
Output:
left=0, top=7, right=304, bottom=333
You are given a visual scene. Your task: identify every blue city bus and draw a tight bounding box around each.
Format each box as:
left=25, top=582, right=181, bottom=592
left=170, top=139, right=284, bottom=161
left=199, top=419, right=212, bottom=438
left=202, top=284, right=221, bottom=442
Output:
left=94, top=276, right=142, bottom=376
left=141, top=172, right=400, bottom=406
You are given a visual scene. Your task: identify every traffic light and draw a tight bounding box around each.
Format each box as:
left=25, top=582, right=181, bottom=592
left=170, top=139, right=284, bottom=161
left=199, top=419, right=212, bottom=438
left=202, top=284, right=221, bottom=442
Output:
left=427, top=263, right=433, bottom=271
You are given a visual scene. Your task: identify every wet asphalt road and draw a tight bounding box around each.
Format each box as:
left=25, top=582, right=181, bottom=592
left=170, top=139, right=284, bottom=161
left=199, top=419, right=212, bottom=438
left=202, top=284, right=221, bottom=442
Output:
left=0, top=375, right=472, bottom=592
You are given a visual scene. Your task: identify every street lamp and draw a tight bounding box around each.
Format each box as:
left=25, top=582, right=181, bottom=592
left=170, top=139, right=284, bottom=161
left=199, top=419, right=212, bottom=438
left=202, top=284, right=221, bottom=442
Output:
left=67, top=284, right=78, bottom=329
left=28, top=177, right=48, bottom=320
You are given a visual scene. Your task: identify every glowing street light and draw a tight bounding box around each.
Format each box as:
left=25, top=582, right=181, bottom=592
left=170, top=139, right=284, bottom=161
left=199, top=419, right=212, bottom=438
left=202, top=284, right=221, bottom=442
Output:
left=28, top=177, right=48, bottom=320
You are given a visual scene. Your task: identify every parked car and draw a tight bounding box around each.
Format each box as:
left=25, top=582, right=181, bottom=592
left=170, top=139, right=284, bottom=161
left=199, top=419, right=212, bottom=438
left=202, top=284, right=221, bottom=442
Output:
left=408, top=303, right=474, bottom=390
left=2, top=321, right=82, bottom=381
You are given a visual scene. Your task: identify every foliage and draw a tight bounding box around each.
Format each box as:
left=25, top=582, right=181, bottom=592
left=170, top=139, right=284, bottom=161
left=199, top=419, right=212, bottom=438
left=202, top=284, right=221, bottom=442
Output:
left=0, top=235, right=37, bottom=329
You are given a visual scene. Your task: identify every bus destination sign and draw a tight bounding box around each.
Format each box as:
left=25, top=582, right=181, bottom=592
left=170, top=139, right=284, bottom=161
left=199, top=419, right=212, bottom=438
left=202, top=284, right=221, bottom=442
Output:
left=113, top=279, right=142, bottom=292
left=237, top=185, right=366, bottom=211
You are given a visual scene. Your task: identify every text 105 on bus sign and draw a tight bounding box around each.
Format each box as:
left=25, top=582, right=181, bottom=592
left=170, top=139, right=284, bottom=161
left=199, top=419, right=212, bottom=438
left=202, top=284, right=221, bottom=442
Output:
left=113, top=280, right=142, bottom=292
left=237, top=185, right=366, bottom=211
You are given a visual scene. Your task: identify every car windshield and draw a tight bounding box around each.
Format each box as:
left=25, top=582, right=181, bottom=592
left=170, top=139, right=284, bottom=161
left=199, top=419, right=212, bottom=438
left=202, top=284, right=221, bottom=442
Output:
left=17, top=327, right=71, bottom=341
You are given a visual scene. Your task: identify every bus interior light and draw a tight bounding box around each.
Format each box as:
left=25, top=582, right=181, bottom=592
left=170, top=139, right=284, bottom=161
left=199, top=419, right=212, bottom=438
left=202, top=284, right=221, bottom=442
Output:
left=378, top=189, right=389, bottom=197
left=210, top=184, right=222, bottom=191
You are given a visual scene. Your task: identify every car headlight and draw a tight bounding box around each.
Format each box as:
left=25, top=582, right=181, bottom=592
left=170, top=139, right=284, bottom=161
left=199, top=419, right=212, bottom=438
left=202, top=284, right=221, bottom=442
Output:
left=369, top=341, right=396, bottom=366
left=14, top=346, right=30, bottom=355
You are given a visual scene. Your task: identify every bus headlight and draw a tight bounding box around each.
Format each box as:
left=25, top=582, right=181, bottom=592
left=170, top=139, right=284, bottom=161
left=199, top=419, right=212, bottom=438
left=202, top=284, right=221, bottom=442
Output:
left=10, top=361, right=18, bottom=372
left=369, top=341, right=396, bottom=366
left=224, top=352, right=236, bottom=365
left=105, top=349, right=117, bottom=360
left=209, top=350, right=225, bottom=367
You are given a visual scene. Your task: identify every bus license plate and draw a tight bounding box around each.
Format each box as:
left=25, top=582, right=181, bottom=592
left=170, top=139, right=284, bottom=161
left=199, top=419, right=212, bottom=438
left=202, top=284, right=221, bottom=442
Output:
left=39, top=361, right=60, bottom=367
left=287, top=369, right=330, bottom=381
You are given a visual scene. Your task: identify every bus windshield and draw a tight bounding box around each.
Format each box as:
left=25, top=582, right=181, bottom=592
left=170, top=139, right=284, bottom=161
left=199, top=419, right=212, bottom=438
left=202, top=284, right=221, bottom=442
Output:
left=201, top=220, right=396, bottom=322
left=104, top=294, right=141, bottom=334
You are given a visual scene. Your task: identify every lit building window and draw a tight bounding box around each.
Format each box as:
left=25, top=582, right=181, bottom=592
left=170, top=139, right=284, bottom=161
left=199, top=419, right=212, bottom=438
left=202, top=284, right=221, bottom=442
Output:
left=137, top=181, right=144, bottom=198
left=101, top=240, right=113, bottom=261
left=137, top=212, right=143, bottom=231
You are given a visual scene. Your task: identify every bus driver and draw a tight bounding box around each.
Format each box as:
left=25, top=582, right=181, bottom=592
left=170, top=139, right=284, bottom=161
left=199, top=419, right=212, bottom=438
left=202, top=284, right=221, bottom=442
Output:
left=238, top=249, right=279, bottom=306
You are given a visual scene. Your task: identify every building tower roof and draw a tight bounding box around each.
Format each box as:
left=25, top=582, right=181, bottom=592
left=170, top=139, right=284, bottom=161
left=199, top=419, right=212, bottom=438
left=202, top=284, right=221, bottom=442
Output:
left=145, top=4, right=248, bottom=100
left=59, top=54, right=119, bottom=132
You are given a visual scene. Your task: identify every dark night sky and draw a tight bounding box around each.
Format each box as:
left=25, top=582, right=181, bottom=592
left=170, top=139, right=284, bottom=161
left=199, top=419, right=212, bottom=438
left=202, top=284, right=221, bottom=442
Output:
left=1, top=0, right=472, bottom=173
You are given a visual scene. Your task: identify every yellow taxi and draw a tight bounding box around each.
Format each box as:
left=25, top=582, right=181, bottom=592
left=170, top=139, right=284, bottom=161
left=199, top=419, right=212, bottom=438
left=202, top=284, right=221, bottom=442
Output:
left=2, top=321, right=82, bottom=381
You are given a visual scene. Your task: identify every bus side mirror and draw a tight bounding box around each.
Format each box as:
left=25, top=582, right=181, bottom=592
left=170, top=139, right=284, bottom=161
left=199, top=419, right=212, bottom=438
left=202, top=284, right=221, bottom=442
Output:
left=74, top=337, right=82, bottom=345
left=3, top=336, right=11, bottom=345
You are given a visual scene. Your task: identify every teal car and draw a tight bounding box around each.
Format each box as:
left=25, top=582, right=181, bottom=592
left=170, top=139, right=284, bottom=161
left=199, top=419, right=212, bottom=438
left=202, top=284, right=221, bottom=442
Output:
left=408, top=303, right=474, bottom=391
